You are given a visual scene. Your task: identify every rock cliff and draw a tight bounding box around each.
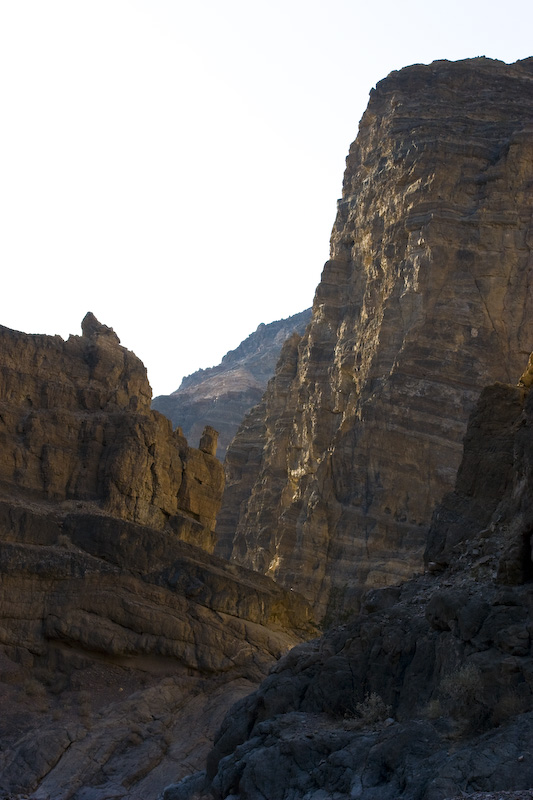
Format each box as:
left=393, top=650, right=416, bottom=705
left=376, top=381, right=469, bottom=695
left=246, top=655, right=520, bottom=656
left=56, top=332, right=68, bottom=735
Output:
left=165, top=357, right=533, bottom=800
left=0, top=316, right=315, bottom=799
left=216, top=57, right=533, bottom=616
left=152, top=310, right=311, bottom=459
left=0, top=312, right=224, bottom=552
left=0, top=504, right=315, bottom=799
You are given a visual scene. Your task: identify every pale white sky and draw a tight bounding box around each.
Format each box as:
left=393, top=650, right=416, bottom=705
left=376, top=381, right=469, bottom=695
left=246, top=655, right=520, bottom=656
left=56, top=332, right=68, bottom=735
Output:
left=1, top=1, right=532, bottom=396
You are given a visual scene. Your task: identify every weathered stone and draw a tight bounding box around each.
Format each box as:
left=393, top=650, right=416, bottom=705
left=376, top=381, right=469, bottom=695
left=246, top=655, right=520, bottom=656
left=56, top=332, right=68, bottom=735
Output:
left=216, top=57, right=533, bottom=616
left=174, top=348, right=533, bottom=800
left=199, top=425, right=219, bottom=456
left=215, top=332, right=302, bottom=561
left=152, top=310, right=311, bottom=459
left=0, top=316, right=316, bottom=799
left=0, top=496, right=315, bottom=799
left=0, top=313, right=224, bottom=551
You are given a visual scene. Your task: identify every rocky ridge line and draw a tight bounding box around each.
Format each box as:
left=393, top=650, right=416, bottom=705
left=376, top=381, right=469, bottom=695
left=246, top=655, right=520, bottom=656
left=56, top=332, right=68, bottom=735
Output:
left=216, top=57, right=533, bottom=616
left=152, top=309, right=311, bottom=459
left=0, top=312, right=224, bottom=552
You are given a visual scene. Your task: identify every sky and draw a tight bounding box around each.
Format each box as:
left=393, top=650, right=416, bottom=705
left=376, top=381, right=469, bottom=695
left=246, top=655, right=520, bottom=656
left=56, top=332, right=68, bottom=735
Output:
left=1, top=1, right=532, bottom=397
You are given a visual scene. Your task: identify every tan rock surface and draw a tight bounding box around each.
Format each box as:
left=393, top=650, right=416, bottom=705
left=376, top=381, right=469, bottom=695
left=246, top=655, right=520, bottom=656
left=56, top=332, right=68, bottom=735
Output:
left=0, top=313, right=224, bottom=551
left=0, top=316, right=316, bottom=799
left=216, top=57, right=533, bottom=617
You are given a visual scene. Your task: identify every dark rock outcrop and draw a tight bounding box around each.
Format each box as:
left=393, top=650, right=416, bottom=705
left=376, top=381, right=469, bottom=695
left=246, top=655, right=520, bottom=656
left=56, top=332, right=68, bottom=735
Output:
left=166, top=357, right=533, bottom=800
left=216, top=57, right=533, bottom=616
left=0, top=316, right=316, bottom=799
left=152, top=310, right=311, bottom=459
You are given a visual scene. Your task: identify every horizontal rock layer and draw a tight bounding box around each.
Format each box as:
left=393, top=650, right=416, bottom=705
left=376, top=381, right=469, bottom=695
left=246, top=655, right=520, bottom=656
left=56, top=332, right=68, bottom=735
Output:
left=0, top=502, right=314, bottom=799
left=216, top=57, right=533, bottom=615
left=0, top=313, right=224, bottom=551
left=170, top=363, right=533, bottom=800
left=0, top=314, right=316, bottom=798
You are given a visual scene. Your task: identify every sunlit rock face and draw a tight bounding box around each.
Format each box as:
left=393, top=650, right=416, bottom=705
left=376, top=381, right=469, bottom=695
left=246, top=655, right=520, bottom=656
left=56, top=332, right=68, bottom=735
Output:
left=217, top=57, right=533, bottom=616
left=0, top=312, right=224, bottom=551
left=168, top=358, right=533, bottom=800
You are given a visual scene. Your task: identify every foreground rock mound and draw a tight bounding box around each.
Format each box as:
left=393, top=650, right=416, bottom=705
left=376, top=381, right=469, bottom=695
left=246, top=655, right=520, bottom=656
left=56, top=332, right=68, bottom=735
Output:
left=0, top=317, right=315, bottom=799
left=166, top=363, right=533, bottom=800
left=217, top=57, right=533, bottom=615
left=0, top=312, right=224, bottom=551
left=152, top=310, right=311, bottom=459
left=0, top=505, right=314, bottom=799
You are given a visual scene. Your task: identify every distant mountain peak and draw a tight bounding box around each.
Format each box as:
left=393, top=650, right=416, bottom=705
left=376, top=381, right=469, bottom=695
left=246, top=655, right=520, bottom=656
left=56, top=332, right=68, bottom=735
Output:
left=152, top=309, right=311, bottom=458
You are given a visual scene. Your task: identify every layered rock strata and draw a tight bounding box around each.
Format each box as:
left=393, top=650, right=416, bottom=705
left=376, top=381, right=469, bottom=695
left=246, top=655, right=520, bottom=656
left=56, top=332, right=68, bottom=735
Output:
left=216, top=57, right=533, bottom=615
left=165, top=359, right=533, bottom=800
left=152, top=309, right=311, bottom=459
left=0, top=316, right=315, bottom=799
left=0, top=502, right=314, bottom=799
left=0, top=313, right=224, bottom=552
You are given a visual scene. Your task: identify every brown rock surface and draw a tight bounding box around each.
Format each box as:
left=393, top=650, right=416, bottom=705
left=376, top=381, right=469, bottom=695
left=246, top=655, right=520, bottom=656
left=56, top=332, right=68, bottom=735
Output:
left=0, top=316, right=316, bottom=799
left=0, top=506, right=314, bottom=799
left=0, top=313, right=224, bottom=552
left=216, top=57, right=533, bottom=616
left=169, top=357, right=533, bottom=800
left=152, top=310, right=311, bottom=459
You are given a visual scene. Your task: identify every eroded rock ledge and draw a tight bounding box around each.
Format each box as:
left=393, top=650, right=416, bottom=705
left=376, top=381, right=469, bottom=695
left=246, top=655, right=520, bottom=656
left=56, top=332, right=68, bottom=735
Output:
left=0, top=315, right=316, bottom=799
left=166, top=356, right=533, bottom=800
left=0, top=312, right=224, bottom=551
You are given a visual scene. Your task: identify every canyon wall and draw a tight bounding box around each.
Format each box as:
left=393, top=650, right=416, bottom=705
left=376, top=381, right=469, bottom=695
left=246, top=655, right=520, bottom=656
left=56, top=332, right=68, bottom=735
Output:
left=0, top=312, right=224, bottom=551
left=170, top=358, right=533, bottom=800
left=0, top=501, right=314, bottom=799
left=153, top=309, right=311, bottom=459
left=216, top=57, right=533, bottom=616
left=0, top=314, right=315, bottom=799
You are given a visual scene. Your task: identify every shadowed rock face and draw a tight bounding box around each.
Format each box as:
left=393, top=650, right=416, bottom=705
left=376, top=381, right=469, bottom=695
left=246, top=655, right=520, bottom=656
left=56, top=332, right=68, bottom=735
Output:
left=152, top=310, right=311, bottom=459
left=0, top=315, right=315, bottom=799
left=166, top=359, right=533, bottom=800
left=0, top=312, right=224, bottom=551
left=0, top=503, right=315, bottom=799
left=216, top=57, right=533, bottom=616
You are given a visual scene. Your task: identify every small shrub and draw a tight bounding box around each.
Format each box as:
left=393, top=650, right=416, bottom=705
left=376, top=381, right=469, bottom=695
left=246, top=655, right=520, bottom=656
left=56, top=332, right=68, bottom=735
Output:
left=440, top=663, right=482, bottom=705
left=439, top=663, right=487, bottom=733
left=343, top=692, right=392, bottom=730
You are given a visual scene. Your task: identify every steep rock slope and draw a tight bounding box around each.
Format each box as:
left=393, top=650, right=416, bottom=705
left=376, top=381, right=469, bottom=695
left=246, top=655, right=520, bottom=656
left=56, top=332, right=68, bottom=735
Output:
left=152, top=310, right=311, bottom=459
left=0, top=317, right=315, bottom=799
left=0, top=506, right=314, bottom=800
left=0, top=312, right=224, bottom=552
left=166, top=361, right=533, bottom=800
left=216, top=57, right=533, bottom=615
